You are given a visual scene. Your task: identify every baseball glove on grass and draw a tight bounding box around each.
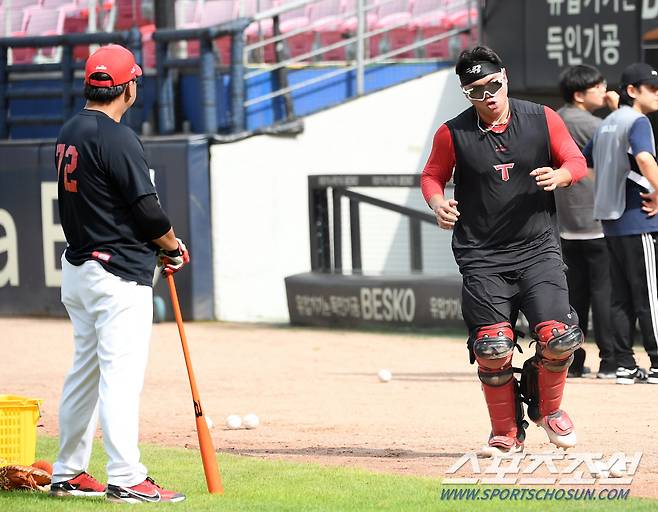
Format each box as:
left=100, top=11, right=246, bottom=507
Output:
left=0, top=464, right=51, bottom=492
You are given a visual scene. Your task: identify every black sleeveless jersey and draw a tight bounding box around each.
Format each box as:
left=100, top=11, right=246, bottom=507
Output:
left=56, top=109, right=158, bottom=286
left=445, top=98, right=562, bottom=275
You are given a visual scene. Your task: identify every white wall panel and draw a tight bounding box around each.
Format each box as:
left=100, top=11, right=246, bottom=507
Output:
left=210, top=69, right=468, bottom=321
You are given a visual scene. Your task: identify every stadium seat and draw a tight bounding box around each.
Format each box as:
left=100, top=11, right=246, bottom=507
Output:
left=0, top=0, right=38, bottom=36
left=41, top=0, right=76, bottom=8
left=140, top=22, right=156, bottom=68
left=411, top=0, right=451, bottom=58
left=309, top=0, right=346, bottom=61
left=114, top=0, right=149, bottom=30
left=340, top=0, right=378, bottom=60
left=341, top=0, right=377, bottom=32
left=175, top=1, right=235, bottom=65
left=0, top=7, right=28, bottom=36
left=175, top=0, right=201, bottom=27
left=202, top=0, right=235, bottom=65
left=12, top=6, right=67, bottom=63
left=371, top=0, right=414, bottom=58
left=448, top=5, right=478, bottom=28
left=242, top=0, right=276, bottom=63
left=277, top=0, right=312, bottom=60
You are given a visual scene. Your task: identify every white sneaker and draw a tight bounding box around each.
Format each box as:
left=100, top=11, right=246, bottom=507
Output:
left=616, top=366, right=648, bottom=385
left=648, top=368, right=658, bottom=385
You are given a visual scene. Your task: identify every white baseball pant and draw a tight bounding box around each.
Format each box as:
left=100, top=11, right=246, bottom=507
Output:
left=53, top=254, right=153, bottom=487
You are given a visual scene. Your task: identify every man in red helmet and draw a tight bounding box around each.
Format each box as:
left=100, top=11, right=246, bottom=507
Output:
left=50, top=44, right=188, bottom=503
left=421, top=46, right=587, bottom=456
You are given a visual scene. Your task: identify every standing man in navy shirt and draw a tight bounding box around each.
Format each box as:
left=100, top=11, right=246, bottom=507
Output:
left=586, top=62, right=658, bottom=386
left=421, top=46, right=587, bottom=456
left=51, top=44, right=189, bottom=503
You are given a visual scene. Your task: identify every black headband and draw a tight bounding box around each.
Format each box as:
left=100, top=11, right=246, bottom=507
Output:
left=459, top=61, right=503, bottom=85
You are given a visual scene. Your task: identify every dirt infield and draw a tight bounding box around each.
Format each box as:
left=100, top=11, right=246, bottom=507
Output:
left=4, top=318, right=657, bottom=498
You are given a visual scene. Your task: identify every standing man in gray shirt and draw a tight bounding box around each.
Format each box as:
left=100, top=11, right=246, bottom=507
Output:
left=555, top=65, right=618, bottom=379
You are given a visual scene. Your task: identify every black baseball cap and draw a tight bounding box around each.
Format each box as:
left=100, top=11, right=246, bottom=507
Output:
left=620, top=62, right=658, bottom=88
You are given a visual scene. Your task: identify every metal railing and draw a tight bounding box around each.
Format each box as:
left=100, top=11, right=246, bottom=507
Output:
left=0, top=28, right=142, bottom=138
left=245, top=0, right=480, bottom=110
left=152, top=17, right=250, bottom=134
left=308, top=174, right=443, bottom=273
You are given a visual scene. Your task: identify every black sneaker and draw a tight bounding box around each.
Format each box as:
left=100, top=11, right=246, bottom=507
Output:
left=616, top=366, right=648, bottom=385
left=49, top=472, right=105, bottom=497
left=106, top=476, right=185, bottom=503
left=648, top=368, right=658, bottom=384
left=597, top=364, right=617, bottom=379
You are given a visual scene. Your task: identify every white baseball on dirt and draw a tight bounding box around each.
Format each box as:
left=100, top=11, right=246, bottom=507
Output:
left=243, top=413, right=260, bottom=429
left=226, top=414, right=242, bottom=429
left=377, top=369, right=392, bottom=382
left=205, top=415, right=214, bottom=429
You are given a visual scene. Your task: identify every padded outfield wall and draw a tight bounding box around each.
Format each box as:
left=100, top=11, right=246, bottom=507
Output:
left=0, top=136, right=213, bottom=321
left=210, top=68, right=467, bottom=323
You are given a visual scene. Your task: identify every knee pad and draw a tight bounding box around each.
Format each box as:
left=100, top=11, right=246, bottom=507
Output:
left=472, top=322, right=515, bottom=375
left=534, top=320, right=583, bottom=371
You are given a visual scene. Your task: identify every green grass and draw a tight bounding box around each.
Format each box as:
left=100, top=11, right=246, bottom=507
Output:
left=0, top=437, right=654, bottom=511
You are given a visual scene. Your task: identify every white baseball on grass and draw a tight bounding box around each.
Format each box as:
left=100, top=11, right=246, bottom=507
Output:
left=377, top=369, right=392, bottom=382
left=243, top=413, right=260, bottom=429
left=226, top=414, right=242, bottom=429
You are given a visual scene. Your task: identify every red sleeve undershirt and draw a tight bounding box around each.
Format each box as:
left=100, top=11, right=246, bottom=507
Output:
left=543, top=105, right=587, bottom=184
left=420, top=107, right=587, bottom=205
left=420, top=123, right=454, bottom=204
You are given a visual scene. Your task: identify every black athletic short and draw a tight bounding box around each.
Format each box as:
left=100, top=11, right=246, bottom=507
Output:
left=461, top=256, right=578, bottom=338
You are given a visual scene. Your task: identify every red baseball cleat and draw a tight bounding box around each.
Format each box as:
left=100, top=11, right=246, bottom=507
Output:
left=106, top=476, right=185, bottom=503
left=50, top=472, right=106, bottom=497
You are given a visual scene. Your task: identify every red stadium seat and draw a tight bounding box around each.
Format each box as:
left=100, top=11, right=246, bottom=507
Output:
left=277, top=0, right=312, bottom=60
left=309, top=0, right=345, bottom=61
left=0, top=7, right=28, bottom=35
left=140, top=23, right=156, bottom=68
left=12, top=5, right=67, bottom=63
left=371, top=0, right=414, bottom=58
left=411, top=0, right=451, bottom=59
left=203, top=0, right=235, bottom=65
left=242, top=0, right=276, bottom=62
left=175, top=0, right=201, bottom=27
left=340, top=0, right=377, bottom=32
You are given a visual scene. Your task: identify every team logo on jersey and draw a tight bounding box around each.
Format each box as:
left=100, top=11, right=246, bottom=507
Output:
left=493, top=162, right=514, bottom=181
left=494, top=144, right=508, bottom=153
left=466, top=64, right=481, bottom=74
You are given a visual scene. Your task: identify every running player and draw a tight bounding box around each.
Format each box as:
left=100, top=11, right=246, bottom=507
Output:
left=421, top=46, right=587, bottom=456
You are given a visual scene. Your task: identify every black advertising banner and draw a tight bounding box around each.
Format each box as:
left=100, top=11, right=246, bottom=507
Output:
left=524, top=0, right=641, bottom=89
left=285, top=273, right=466, bottom=330
left=0, top=136, right=213, bottom=320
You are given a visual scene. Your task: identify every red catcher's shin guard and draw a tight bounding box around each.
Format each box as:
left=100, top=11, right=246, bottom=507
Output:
left=537, top=362, right=568, bottom=417
left=481, top=376, right=519, bottom=439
